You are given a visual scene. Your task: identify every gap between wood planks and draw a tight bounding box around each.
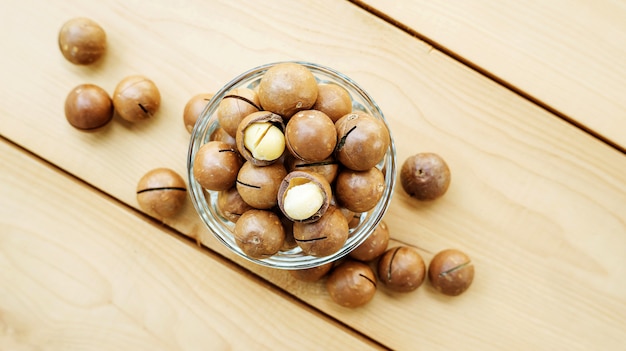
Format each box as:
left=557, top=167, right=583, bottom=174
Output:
left=0, top=135, right=391, bottom=351
left=347, top=0, right=626, bottom=155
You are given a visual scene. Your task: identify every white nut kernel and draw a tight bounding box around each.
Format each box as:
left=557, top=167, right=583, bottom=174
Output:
left=243, top=122, right=285, bottom=161
left=283, top=182, right=324, bottom=220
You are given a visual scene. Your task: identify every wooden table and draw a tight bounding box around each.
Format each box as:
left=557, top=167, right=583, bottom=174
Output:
left=2, top=1, right=625, bottom=349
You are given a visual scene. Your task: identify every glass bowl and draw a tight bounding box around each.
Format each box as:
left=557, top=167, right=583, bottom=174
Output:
left=187, top=61, right=396, bottom=270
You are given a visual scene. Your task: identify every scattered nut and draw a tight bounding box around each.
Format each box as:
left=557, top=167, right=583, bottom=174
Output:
left=378, top=246, right=426, bottom=293
left=58, top=17, right=106, bottom=65
left=112, top=75, right=161, bottom=122
left=428, top=249, right=474, bottom=296
left=400, top=153, right=451, bottom=201
left=136, top=168, right=187, bottom=218
left=326, top=260, right=377, bottom=308
left=64, top=83, right=113, bottom=130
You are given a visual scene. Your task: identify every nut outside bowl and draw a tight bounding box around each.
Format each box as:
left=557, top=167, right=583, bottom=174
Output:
left=188, top=61, right=396, bottom=270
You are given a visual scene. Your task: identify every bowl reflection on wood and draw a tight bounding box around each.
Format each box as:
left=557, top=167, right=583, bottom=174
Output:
left=187, top=61, right=396, bottom=270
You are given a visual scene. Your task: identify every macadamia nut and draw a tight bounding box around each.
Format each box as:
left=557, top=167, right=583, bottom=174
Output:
left=136, top=168, right=187, bottom=218
left=326, top=260, right=377, bottom=308
left=113, top=75, right=161, bottom=122
left=64, top=83, right=113, bottom=130
left=58, top=17, right=106, bottom=65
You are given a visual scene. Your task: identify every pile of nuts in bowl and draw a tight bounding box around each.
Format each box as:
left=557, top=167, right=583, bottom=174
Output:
left=58, top=16, right=474, bottom=309
left=187, top=61, right=397, bottom=271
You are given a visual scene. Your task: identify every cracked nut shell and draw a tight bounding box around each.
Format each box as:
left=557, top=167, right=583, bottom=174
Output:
left=377, top=246, right=426, bottom=293
left=113, top=75, right=161, bottom=122
left=235, top=111, right=285, bottom=166
left=136, top=168, right=187, bottom=218
left=236, top=161, right=287, bottom=209
left=428, top=249, right=474, bottom=296
left=233, top=210, right=285, bottom=259
left=193, top=141, right=243, bottom=191
left=277, top=171, right=332, bottom=223
left=217, top=88, right=260, bottom=137
left=326, top=260, right=377, bottom=308
left=335, top=111, right=390, bottom=171
left=293, top=206, right=349, bottom=257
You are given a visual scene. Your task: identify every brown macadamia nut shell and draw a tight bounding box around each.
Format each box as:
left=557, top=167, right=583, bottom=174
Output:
left=136, top=168, right=187, bottom=218
left=289, top=262, right=334, bottom=282
left=209, top=127, right=237, bottom=150
left=285, top=110, right=337, bottom=162
left=258, top=62, right=318, bottom=118
left=312, top=83, right=352, bottom=123
left=113, top=75, right=161, bottom=122
left=326, top=260, right=377, bottom=308
left=217, top=186, right=254, bottom=223
left=58, top=17, right=106, bottom=65
left=400, top=153, right=451, bottom=201
left=217, top=88, right=260, bottom=137
left=285, top=155, right=339, bottom=184
left=233, top=210, right=285, bottom=259
left=193, top=141, right=243, bottom=191
left=236, top=161, right=287, bottom=209
left=235, top=111, right=285, bottom=166
left=335, top=111, right=390, bottom=171
left=349, top=220, right=390, bottom=262
left=335, top=167, right=385, bottom=213
left=293, top=206, right=349, bottom=257
left=184, top=93, right=214, bottom=133
left=428, top=249, right=474, bottom=296
left=64, top=84, right=113, bottom=130
left=378, top=246, right=426, bottom=292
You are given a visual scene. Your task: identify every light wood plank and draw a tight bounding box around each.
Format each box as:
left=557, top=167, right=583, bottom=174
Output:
left=1, top=0, right=626, bottom=350
left=0, top=139, right=380, bottom=350
left=358, top=0, right=626, bottom=149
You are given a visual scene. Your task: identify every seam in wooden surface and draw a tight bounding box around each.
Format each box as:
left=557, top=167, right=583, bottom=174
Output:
left=0, top=135, right=391, bottom=351
left=347, top=0, right=626, bottom=155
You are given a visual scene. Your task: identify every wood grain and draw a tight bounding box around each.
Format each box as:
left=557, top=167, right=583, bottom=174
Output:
left=0, top=0, right=625, bottom=350
left=0, top=139, right=380, bottom=351
left=357, top=0, right=626, bottom=149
